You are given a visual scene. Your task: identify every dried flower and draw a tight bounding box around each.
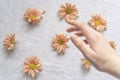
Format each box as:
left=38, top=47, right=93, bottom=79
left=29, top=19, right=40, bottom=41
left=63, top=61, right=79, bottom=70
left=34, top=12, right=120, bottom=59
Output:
left=59, top=2, right=78, bottom=19
left=109, top=41, right=116, bottom=49
left=88, top=14, right=107, bottom=32
left=52, top=33, right=69, bottom=53
left=23, top=56, right=42, bottom=78
left=3, top=33, right=16, bottom=50
left=81, top=58, right=91, bottom=70
left=24, top=8, right=45, bottom=24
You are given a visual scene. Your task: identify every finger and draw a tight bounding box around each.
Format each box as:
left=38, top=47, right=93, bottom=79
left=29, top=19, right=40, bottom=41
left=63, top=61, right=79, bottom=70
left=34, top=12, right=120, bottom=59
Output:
left=66, top=18, right=97, bottom=40
left=71, top=35, right=96, bottom=60
left=74, top=31, right=83, bottom=36
left=66, top=26, right=79, bottom=32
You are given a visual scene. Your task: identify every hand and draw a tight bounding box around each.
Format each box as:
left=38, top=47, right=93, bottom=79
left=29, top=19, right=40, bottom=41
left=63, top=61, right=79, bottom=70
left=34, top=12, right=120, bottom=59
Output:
left=66, top=18, right=120, bottom=78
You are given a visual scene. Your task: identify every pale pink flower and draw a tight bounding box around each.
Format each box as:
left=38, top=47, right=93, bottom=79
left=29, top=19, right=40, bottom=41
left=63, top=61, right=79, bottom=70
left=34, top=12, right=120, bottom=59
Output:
left=52, top=33, right=69, bottom=53
left=3, top=33, right=16, bottom=50
left=24, top=8, right=45, bottom=24
left=59, top=2, right=78, bottom=19
left=88, top=14, right=107, bottom=32
left=23, top=56, right=42, bottom=77
left=81, top=58, right=91, bottom=70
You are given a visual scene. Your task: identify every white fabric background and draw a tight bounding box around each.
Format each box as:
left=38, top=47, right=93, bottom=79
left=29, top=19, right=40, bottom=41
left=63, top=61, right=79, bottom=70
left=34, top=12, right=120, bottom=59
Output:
left=0, top=0, right=120, bottom=80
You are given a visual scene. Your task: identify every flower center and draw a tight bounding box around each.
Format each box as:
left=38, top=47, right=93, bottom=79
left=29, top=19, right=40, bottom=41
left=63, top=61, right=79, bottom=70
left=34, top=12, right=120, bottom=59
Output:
left=29, top=63, right=36, bottom=70
left=59, top=40, right=65, bottom=45
left=10, top=40, right=15, bottom=44
left=86, top=60, right=91, bottom=65
left=29, top=15, right=35, bottom=19
left=95, top=20, right=101, bottom=26
left=66, top=9, right=72, bottom=14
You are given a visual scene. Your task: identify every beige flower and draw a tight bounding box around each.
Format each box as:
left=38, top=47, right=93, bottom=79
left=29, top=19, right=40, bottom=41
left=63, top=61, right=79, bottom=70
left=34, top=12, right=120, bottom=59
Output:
left=88, top=14, right=107, bottom=32
left=59, top=2, right=78, bottom=19
left=109, top=41, right=116, bottom=49
left=3, top=33, right=16, bottom=50
left=24, top=8, right=45, bottom=24
left=81, top=58, right=91, bottom=70
left=23, top=56, right=42, bottom=78
left=52, top=33, right=69, bottom=53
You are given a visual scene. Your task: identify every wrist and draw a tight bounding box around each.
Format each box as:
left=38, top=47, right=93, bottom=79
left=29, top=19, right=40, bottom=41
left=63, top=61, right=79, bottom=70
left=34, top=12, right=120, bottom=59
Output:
left=105, top=55, right=120, bottom=79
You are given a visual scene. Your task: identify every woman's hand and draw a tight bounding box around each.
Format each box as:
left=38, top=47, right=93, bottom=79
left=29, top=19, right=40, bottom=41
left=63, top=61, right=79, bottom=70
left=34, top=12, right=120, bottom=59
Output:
left=66, top=18, right=120, bottom=79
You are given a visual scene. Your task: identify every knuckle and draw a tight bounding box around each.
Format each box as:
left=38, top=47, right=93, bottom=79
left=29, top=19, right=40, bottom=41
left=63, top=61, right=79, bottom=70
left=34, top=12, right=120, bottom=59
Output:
left=77, top=41, right=83, bottom=48
left=96, top=33, right=102, bottom=38
left=93, top=33, right=103, bottom=41
left=90, top=53, right=97, bottom=59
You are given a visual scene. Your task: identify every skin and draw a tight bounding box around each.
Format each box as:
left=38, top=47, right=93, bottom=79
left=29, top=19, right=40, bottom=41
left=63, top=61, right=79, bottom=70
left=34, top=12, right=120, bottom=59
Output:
left=65, top=18, right=120, bottom=79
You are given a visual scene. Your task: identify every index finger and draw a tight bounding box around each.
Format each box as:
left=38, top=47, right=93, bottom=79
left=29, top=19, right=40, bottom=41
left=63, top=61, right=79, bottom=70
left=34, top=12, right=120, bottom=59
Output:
left=66, top=18, right=98, bottom=39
